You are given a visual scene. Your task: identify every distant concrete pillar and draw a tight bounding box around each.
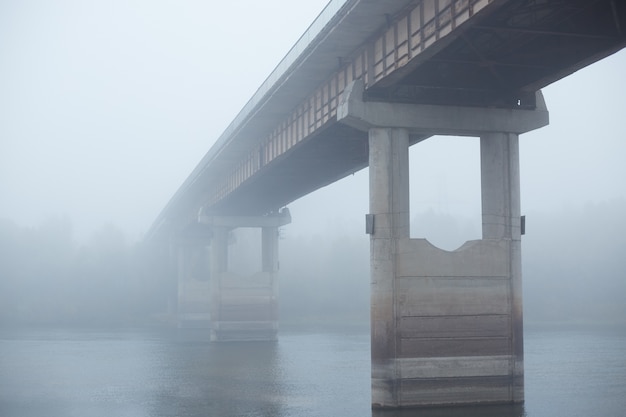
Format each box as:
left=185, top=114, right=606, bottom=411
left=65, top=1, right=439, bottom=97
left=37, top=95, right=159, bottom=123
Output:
left=337, top=80, right=548, bottom=408
left=209, top=226, right=228, bottom=337
left=173, top=225, right=212, bottom=328
left=262, top=226, right=280, bottom=328
left=199, top=211, right=291, bottom=342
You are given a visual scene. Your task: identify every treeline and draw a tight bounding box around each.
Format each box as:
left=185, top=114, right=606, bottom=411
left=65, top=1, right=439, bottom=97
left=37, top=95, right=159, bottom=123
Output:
left=0, top=216, right=168, bottom=326
left=1, top=198, right=624, bottom=328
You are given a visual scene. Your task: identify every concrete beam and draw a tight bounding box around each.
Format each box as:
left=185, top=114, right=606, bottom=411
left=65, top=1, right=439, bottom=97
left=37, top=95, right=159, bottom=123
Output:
left=337, top=80, right=549, bottom=136
left=176, top=244, right=210, bottom=328
left=199, top=209, right=291, bottom=229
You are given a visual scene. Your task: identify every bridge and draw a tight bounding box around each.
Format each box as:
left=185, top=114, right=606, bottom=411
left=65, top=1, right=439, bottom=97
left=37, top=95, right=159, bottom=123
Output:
left=148, top=0, right=626, bottom=409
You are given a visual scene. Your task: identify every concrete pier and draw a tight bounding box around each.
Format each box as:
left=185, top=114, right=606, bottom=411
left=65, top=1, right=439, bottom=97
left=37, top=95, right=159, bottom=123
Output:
left=199, top=210, right=291, bottom=341
left=338, top=80, right=548, bottom=408
left=173, top=225, right=212, bottom=328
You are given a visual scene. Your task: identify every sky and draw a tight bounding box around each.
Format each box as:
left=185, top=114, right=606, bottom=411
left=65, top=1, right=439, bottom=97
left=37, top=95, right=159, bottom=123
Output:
left=1, top=0, right=625, bottom=243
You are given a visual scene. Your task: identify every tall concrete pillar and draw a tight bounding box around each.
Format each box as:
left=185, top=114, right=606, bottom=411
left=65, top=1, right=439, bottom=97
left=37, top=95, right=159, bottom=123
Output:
left=480, top=132, right=524, bottom=401
left=199, top=211, right=290, bottom=342
left=369, top=127, right=410, bottom=406
left=337, top=80, right=548, bottom=408
left=481, top=133, right=521, bottom=240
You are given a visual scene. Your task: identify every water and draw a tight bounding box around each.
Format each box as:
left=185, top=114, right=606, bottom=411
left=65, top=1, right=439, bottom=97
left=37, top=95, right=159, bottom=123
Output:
left=1, top=325, right=625, bottom=417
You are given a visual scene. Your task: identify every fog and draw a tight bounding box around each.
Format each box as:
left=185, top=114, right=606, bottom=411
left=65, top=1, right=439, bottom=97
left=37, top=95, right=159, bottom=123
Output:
left=1, top=0, right=625, bottom=328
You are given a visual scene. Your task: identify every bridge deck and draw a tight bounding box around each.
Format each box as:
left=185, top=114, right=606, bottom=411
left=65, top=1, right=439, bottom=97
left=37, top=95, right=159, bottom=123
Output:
left=150, top=0, right=625, bottom=238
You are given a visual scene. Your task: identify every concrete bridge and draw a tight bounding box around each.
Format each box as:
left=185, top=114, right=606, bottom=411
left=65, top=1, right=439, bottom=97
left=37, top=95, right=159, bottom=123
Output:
left=148, top=0, right=626, bottom=409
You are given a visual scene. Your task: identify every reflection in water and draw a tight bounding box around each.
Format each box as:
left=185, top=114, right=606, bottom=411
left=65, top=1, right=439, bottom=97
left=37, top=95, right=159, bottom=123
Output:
left=151, top=332, right=284, bottom=417
left=1, top=326, right=625, bottom=417
left=373, top=404, right=525, bottom=417
left=0, top=328, right=286, bottom=417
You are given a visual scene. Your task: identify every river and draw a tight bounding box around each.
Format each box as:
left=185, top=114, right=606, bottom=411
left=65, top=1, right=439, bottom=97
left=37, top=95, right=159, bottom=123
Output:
left=1, top=324, right=625, bottom=417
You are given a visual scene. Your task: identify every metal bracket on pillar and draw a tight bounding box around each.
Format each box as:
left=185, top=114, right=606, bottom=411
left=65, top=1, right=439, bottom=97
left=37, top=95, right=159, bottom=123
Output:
left=365, top=214, right=375, bottom=234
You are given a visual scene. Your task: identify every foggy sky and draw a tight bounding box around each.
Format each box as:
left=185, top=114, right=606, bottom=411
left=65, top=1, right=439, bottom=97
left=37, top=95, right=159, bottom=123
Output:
left=1, top=0, right=625, bottom=243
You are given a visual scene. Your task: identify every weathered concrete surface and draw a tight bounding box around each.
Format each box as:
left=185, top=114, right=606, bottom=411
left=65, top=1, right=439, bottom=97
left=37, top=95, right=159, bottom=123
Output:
left=341, top=82, right=547, bottom=408
left=393, top=239, right=522, bottom=405
left=369, top=126, right=410, bottom=407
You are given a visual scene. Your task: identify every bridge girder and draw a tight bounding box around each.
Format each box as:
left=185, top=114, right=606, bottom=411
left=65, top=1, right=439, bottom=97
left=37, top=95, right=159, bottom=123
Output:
left=149, top=0, right=626, bottom=242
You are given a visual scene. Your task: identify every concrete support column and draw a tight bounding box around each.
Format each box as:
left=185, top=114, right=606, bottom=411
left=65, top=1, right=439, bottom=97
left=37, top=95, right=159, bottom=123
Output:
left=209, top=227, right=228, bottom=340
left=200, top=211, right=290, bottom=342
left=369, top=127, right=410, bottom=407
left=174, top=240, right=211, bottom=328
left=176, top=244, right=189, bottom=315
left=337, top=80, right=548, bottom=409
left=481, top=133, right=521, bottom=240
left=262, top=227, right=280, bottom=328
left=480, top=133, right=524, bottom=401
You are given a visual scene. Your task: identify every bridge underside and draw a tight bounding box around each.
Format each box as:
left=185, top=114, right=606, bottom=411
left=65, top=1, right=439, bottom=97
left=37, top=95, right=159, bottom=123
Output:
left=204, top=0, right=625, bottom=219
left=368, top=0, right=626, bottom=107
left=209, top=123, right=369, bottom=216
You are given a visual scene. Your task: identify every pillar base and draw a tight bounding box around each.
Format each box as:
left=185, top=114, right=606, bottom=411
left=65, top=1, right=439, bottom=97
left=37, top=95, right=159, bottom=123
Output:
left=370, top=238, right=524, bottom=408
left=209, top=272, right=279, bottom=341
